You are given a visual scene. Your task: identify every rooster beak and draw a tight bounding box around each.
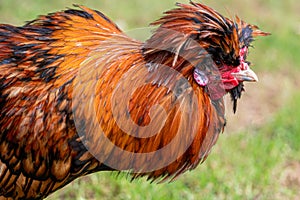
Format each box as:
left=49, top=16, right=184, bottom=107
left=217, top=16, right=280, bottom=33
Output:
left=231, top=68, right=258, bottom=82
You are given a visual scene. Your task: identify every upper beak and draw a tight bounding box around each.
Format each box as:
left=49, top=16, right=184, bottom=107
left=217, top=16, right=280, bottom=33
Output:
left=231, top=68, right=259, bottom=82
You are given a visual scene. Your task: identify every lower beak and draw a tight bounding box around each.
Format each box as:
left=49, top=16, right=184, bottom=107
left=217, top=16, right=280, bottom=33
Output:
left=231, top=69, right=258, bottom=82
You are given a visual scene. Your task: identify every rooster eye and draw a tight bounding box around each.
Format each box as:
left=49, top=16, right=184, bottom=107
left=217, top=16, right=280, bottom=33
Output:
left=214, top=60, right=222, bottom=67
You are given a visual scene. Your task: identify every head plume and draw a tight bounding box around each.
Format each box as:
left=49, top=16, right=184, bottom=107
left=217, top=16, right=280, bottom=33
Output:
left=147, top=1, right=269, bottom=65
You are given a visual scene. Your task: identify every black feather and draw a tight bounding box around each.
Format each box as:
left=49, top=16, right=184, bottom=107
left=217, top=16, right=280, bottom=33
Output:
left=229, top=82, right=244, bottom=113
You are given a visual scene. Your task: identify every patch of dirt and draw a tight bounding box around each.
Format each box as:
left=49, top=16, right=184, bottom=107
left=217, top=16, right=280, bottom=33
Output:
left=282, top=161, right=300, bottom=189
left=223, top=69, right=300, bottom=134
left=281, top=161, right=300, bottom=192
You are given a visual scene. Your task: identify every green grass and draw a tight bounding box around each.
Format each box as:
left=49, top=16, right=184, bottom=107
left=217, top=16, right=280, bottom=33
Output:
left=0, top=0, right=299, bottom=199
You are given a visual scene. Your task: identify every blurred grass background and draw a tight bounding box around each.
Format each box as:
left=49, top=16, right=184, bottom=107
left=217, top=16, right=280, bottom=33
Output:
left=0, top=0, right=299, bottom=199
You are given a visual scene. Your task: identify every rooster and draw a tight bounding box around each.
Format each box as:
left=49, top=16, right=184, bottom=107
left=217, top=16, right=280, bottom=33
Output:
left=0, top=2, right=269, bottom=199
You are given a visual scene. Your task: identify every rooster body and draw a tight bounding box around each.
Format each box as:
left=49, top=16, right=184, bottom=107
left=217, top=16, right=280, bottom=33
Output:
left=0, top=2, right=268, bottom=199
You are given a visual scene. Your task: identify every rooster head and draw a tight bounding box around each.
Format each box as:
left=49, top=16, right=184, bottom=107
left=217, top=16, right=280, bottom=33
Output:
left=144, top=1, right=270, bottom=112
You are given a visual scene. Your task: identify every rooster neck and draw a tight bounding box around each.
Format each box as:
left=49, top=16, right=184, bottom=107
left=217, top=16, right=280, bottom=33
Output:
left=142, top=28, right=206, bottom=79
left=142, top=28, right=228, bottom=101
